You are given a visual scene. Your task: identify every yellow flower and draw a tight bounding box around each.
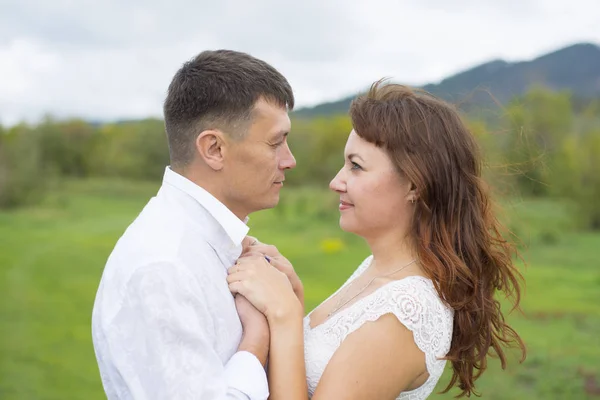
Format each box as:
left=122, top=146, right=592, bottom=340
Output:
left=320, top=238, right=345, bottom=254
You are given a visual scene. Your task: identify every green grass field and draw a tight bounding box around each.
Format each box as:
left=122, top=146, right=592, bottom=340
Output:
left=1, top=179, right=599, bottom=399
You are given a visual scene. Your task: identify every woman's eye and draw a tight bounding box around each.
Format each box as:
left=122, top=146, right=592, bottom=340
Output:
left=350, top=162, right=362, bottom=170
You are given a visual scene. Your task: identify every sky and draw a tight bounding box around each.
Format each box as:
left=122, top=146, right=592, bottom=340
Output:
left=1, top=0, right=599, bottom=126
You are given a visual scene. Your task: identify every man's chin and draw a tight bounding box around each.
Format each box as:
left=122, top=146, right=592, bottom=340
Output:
left=250, top=196, right=280, bottom=214
left=266, top=195, right=281, bottom=209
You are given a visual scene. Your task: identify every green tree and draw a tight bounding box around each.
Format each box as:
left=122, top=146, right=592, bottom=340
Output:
left=36, top=117, right=96, bottom=177
left=88, top=119, right=169, bottom=181
left=0, top=124, right=50, bottom=208
left=553, top=129, right=600, bottom=230
left=504, top=87, right=574, bottom=196
left=287, top=115, right=351, bottom=187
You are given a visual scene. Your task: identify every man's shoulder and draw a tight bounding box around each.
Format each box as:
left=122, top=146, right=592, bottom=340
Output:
left=107, top=203, right=214, bottom=269
left=100, top=193, right=220, bottom=286
left=117, top=197, right=186, bottom=247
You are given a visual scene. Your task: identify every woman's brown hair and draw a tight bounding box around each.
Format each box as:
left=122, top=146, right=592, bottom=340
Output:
left=350, top=79, right=526, bottom=397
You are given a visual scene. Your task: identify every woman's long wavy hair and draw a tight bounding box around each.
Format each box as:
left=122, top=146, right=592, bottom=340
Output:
left=350, top=80, right=526, bottom=397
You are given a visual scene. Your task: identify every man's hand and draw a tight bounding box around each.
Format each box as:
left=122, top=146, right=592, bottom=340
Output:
left=241, top=236, right=305, bottom=309
left=235, top=294, right=270, bottom=367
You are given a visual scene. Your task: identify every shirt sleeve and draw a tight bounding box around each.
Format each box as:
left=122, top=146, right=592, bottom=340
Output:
left=104, top=262, right=269, bottom=400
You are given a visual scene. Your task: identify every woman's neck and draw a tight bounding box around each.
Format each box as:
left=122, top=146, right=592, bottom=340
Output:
left=365, top=230, right=419, bottom=274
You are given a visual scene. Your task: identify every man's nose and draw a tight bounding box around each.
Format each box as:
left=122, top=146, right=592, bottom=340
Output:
left=280, top=142, right=296, bottom=170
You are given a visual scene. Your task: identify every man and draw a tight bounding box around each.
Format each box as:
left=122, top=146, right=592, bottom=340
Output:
left=92, top=50, right=296, bottom=399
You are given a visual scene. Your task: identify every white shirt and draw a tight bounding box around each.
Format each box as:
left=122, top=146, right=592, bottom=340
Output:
left=92, top=167, right=269, bottom=400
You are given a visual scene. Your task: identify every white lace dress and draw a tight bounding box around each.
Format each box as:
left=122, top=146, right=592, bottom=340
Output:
left=303, top=255, right=454, bottom=399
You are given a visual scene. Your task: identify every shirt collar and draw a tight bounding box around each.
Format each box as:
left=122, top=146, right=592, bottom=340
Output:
left=162, top=166, right=250, bottom=247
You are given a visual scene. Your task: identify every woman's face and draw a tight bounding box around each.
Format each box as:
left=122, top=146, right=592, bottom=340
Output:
left=329, top=130, right=415, bottom=238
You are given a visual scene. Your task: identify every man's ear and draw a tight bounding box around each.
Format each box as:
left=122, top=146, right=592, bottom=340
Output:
left=195, top=129, right=226, bottom=171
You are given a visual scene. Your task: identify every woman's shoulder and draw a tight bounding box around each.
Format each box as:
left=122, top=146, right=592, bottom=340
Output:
left=384, top=276, right=454, bottom=321
left=379, top=276, right=454, bottom=355
left=344, top=276, right=453, bottom=346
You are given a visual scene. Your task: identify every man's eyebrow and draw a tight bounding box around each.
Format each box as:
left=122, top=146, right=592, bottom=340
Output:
left=271, top=131, right=289, bottom=140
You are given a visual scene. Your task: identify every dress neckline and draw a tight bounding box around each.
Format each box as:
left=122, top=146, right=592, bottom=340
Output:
left=306, top=257, right=432, bottom=331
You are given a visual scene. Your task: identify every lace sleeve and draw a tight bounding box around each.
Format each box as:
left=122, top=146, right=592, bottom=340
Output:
left=338, top=277, right=454, bottom=380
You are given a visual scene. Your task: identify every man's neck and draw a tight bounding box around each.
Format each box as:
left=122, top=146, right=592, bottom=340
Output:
left=172, top=165, right=248, bottom=222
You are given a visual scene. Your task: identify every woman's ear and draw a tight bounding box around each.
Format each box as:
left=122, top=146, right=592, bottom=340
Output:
left=195, top=129, right=226, bottom=171
left=407, top=182, right=419, bottom=204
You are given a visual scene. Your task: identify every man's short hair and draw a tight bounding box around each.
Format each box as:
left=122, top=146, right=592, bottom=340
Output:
left=163, top=50, right=295, bottom=167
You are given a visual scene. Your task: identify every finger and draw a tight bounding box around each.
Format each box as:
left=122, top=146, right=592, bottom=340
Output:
left=240, top=253, right=272, bottom=266
left=248, top=235, right=261, bottom=245
left=229, top=280, right=255, bottom=301
left=249, top=244, right=280, bottom=258
left=240, top=252, right=274, bottom=265
left=228, top=262, right=254, bottom=276
left=239, top=255, right=271, bottom=267
left=226, top=269, right=254, bottom=284
left=228, top=280, right=244, bottom=296
left=227, top=264, right=243, bottom=275
left=238, top=251, right=265, bottom=259
left=265, top=256, right=294, bottom=274
left=241, top=238, right=253, bottom=253
left=268, top=257, right=289, bottom=274
left=242, top=236, right=257, bottom=247
left=232, top=256, right=265, bottom=270
left=241, top=236, right=262, bottom=253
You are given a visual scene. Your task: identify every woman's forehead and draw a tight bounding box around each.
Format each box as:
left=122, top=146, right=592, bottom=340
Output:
left=345, top=131, right=377, bottom=155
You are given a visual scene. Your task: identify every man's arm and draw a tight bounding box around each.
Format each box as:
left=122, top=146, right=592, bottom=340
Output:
left=106, top=262, right=269, bottom=400
left=234, top=294, right=270, bottom=367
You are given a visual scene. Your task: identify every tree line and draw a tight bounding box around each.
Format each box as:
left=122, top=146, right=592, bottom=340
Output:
left=1, top=87, right=599, bottom=229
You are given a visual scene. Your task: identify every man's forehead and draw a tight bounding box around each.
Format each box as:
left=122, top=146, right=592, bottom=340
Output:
left=253, top=97, right=288, bottom=116
left=247, top=105, right=290, bottom=140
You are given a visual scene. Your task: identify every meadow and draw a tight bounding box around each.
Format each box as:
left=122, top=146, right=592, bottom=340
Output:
left=1, top=178, right=599, bottom=399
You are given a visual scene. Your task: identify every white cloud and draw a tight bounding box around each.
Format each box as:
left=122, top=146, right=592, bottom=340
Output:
left=0, top=0, right=599, bottom=125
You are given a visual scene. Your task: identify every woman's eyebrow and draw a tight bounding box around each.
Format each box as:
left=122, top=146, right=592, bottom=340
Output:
left=347, top=153, right=365, bottom=162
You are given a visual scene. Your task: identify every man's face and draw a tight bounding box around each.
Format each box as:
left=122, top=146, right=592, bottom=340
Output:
left=222, top=98, right=295, bottom=218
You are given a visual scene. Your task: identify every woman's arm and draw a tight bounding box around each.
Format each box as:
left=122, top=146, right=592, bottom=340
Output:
left=312, top=314, right=427, bottom=399
left=266, top=302, right=307, bottom=400
left=227, top=257, right=431, bottom=400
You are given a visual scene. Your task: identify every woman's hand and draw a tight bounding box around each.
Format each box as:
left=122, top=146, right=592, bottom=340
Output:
left=227, top=255, right=303, bottom=324
left=241, top=236, right=305, bottom=308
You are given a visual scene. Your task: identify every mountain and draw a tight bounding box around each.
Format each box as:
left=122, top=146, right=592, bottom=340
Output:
left=293, top=42, right=600, bottom=118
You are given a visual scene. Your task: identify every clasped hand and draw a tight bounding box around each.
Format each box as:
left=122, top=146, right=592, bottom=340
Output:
left=227, top=237, right=304, bottom=322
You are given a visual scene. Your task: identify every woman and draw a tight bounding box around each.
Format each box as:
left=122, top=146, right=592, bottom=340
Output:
left=227, top=80, right=526, bottom=399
